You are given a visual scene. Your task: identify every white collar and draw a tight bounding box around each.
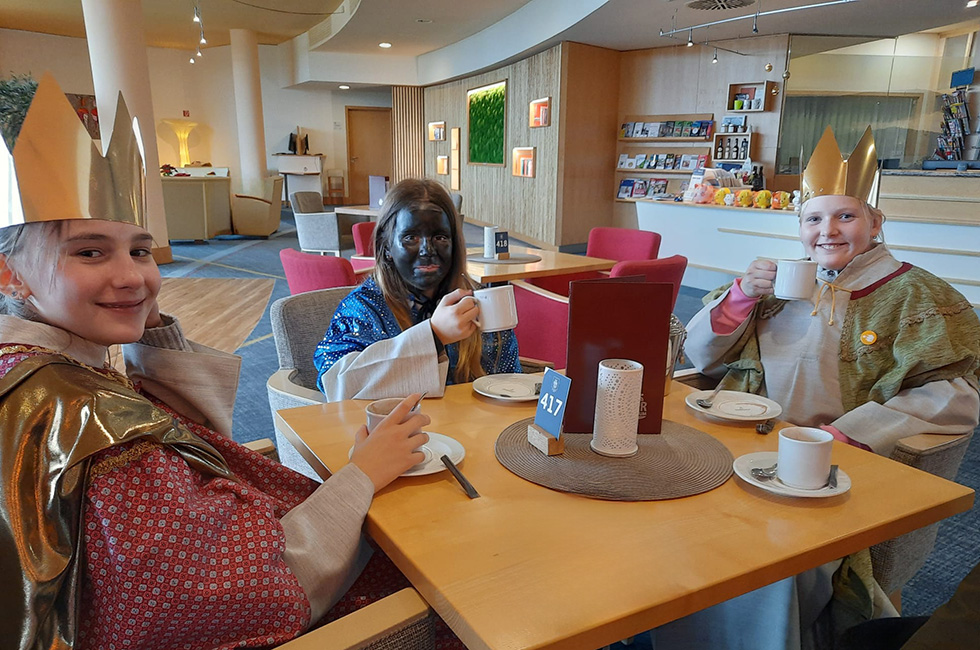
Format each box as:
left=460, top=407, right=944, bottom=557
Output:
left=0, top=315, right=109, bottom=368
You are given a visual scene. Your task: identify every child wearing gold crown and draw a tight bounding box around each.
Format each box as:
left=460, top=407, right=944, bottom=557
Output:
left=657, top=127, right=980, bottom=648
left=0, top=75, right=458, bottom=649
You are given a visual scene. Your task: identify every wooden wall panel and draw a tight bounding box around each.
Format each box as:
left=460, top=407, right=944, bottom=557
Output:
left=614, top=35, right=790, bottom=229
left=424, top=46, right=562, bottom=247
left=392, top=85, right=425, bottom=183
left=557, top=42, right=621, bottom=247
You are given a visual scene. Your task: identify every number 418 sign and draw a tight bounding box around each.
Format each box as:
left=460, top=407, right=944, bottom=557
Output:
left=528, top=368, right=571, bottom=455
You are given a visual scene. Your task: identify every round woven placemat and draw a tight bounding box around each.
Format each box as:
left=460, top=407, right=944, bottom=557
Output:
left=466, top=252, right=542, bottom=264
left=495, top=418, right=734, bottom=501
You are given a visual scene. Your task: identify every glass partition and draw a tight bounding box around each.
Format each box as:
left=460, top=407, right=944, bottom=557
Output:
left=778, top=27, right=979, bottom=173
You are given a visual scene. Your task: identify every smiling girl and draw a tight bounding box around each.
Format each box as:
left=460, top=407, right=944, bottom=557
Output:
left=314, top=178, right=520, bottom=401
left=1, top=75, right=435, bottom=649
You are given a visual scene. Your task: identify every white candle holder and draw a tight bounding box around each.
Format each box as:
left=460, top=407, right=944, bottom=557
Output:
left=483, top=225, right=498, bottom=259
left=591, top=359, right=644, bottom=457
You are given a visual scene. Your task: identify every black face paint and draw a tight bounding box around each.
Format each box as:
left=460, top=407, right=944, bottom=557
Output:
left=388, top=207, right=453, bottom=298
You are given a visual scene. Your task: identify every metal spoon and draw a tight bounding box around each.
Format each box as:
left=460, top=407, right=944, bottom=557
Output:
left=827, top=464, right=839, bottom=489
left=695, top=383, right=725, bottom=409
left=750, top=463, right=778, bottom=480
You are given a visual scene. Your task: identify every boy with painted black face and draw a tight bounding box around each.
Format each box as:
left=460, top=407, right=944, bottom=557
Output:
left=314, top=178, right=521, bottom=402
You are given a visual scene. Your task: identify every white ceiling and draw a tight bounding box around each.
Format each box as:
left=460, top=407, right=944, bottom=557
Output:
left=0, top=0, right=974, bottom=69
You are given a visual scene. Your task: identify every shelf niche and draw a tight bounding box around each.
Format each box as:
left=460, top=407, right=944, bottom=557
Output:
left=529, top=97, right=551, bottom=128
left=512, top=147, right=536, bottom=178
left=727, top=81, right=778, bottom=112
left=712, top=132, right=755, bottom=164
left=436, top=155, right=449, bottom=175
left=427, top=121, right=446, bottom=141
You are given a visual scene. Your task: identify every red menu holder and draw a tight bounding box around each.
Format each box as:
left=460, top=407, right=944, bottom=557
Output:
left=563, top=277, right=672, bottom=434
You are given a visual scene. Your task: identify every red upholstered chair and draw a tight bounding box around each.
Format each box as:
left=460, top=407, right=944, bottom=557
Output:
left=529, top=227, right=662, bottom=296
left=511, top=255, right=687, bottom=370
left=352, top=221, right=375, bottom=256
left=609, top=254, right=688, bottom=311
left=280, top=248, right=357, bottom=294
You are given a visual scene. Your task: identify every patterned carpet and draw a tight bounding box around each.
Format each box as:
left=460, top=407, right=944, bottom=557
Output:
left=162, top=209, right=978, bottom=630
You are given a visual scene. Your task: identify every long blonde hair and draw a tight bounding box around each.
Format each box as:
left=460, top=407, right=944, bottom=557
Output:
left=373, top=179, right=483, bottom=383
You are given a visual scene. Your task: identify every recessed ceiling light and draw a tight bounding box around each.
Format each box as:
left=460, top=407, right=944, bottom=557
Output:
left=969, top=0, right=978, bottom=7
left=379, top=42, right=392, bottom=49
left=339, top=85, right=350, bottom=90
left=416, top=19, right=432, bottom=24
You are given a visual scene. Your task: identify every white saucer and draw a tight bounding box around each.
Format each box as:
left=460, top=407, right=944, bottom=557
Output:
left=685, top=390, right=782, bottom=423
left=473, top=373, right=542, bottom=402
left=350, top=432, right=465, bottom=477
left=733, top=451, right=851, bottom=498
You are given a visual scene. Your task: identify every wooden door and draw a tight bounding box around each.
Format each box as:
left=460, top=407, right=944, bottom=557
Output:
left=346, top=107, right=392, bottom=205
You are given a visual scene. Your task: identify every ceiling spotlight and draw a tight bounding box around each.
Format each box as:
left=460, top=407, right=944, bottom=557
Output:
left=339, top=85, right=350, bottom=90
left=189, top=57, right=196, bottom=64
left=379, top=42, right=392, bottom=49
left=196, top=49, right=202, bottom=57
left=712, top=48, right=718, bottom=64
left=687, top=29, right=694, bottom=47
left=969, top=0, right=979, bottom=7
left=193, top=6, right=201, bottom=23
left=200, top=35, right=207, bottom=45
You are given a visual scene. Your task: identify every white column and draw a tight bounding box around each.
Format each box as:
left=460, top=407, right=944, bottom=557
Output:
left=80, top=0, right=170, bottom=255
left=230, top=29, right=268, bottom=196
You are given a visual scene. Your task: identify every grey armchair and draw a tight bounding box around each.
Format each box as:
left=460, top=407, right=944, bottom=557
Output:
left=673, top=368, right=975, bottom=604
left=267, top=286, right=354, bottom=479
left=290, top=191, right=325, bottom=214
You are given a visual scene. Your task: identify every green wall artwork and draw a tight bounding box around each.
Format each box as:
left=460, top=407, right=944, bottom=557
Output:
left=467, top=81, right=506, bottom=165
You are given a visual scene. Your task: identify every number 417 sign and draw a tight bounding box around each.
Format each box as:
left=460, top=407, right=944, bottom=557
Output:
left=528, top=368, right=571, bottom=455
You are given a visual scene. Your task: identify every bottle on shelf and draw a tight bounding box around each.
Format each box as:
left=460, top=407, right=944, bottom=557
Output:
left=724, top=139, right=732, bottom=159
left=740, top=138, right=748, bottom=160
left=716, top=140, right=724, bottom=159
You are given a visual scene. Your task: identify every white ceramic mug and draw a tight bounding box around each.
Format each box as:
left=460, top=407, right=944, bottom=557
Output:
left=472, top=285, right=519, bottom=332
left=365, top=397, right=421, bottom=433
left=773, top=260, right=818, bottom=300
left=777, top=426, right=834, bottom=489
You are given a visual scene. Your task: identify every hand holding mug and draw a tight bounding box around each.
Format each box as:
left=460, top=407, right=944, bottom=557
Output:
left=430, top=288, right=479, bottom=345
left=351, top=394, right=431, bottom=491
left=740, top=259, right=777, bottom=298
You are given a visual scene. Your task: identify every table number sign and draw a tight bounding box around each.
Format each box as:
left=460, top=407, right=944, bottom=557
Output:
left=527, top=368, right=570, bottom=455
left=494, top=230, right=510, bottom=260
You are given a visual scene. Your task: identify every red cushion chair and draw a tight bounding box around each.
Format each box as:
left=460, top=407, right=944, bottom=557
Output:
left=280, top=248, right=357, bottom=294
left=511, top=255, right=687, bottom=370
left=609, top=255, right=688, bottom=311
left=529, top=227, right=662, bottom=296
left=352, top=221, right=376, bottom=256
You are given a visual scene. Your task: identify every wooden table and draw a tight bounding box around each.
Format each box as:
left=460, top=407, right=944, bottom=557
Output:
left=276, top=383, right=974, bottom=650
left=335, top=204, right=380, bottom=219
left=465, top=246, right=615, bottom=284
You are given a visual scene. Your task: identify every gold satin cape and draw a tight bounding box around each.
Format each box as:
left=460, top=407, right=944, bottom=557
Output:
left=0, top=353, right=234, bottom=650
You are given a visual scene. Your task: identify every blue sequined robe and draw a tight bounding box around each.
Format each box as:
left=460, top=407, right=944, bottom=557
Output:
left=314, top=277, right=521, bottom=400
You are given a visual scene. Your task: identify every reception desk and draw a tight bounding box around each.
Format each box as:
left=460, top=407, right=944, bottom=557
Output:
left=635, top=184, right=979, bottom=309
left=161, top=176, right=233, bottom=241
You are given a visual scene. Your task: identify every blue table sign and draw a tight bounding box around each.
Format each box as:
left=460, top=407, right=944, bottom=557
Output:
left=494, top=230, right=511, bottom=259
left=528, top=368, right=570, bottom=455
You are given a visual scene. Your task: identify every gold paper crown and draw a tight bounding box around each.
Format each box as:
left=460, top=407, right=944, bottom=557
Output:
left=801, top=126, right=880, bottom=206
left=1, top=72, right=146, bottom=229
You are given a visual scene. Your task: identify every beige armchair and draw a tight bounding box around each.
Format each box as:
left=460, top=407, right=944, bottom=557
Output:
left=673, top=368, right=974, bottom=606
left=232, top=176, right=283, bottom=237
left=277, top=587, right=435, bottom=650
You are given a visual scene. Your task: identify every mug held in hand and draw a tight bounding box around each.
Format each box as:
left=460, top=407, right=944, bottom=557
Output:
left=471, top=285, right=518, bottom=333
left=773, top=260, right=817, bottom=300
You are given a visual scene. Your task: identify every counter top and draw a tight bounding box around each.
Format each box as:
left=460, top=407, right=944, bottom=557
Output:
left=882, top=169, right=980, bottom=178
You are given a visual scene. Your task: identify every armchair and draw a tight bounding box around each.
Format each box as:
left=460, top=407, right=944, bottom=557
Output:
left=277, top=588, right=434, bottom=650
left=673, top=369, right=976, bottom=606
left=280, top=248, right=359, bottom=294
left=232, top=176, right=282, bottom=237
left=512, top=256, right=688, bottom=369
left=267, top=286, right=354, bottom=479
left=294, top=210, right=353, bottom=256
left=529, top=227, right=662, bottom=296
left=290, top=190, right=325, bottom=214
